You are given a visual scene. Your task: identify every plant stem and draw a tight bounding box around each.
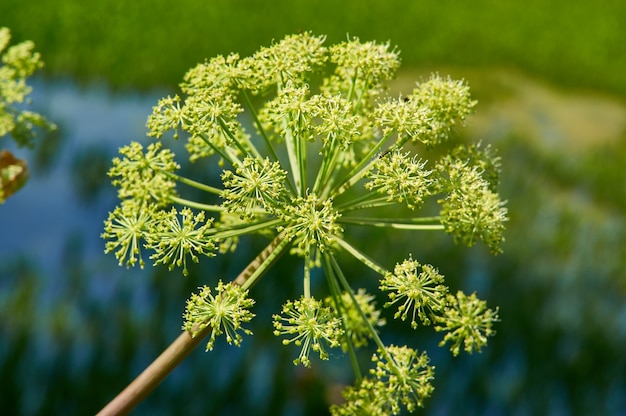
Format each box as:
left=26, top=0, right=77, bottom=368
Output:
left=96, top=233, right=287, bottom=415
left=96, top=328, right=210, bottom=416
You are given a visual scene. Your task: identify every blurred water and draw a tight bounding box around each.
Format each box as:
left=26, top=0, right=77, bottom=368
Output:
left=0, top=79, right=164, bottom=277
left=0, top=80, right=183, bottom=415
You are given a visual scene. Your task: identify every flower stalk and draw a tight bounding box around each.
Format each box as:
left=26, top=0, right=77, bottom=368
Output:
left=97, top=233, right=286, bottom=415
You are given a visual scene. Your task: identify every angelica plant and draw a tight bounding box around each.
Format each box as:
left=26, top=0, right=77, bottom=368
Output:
left=100, top=32, right=506, bottom=415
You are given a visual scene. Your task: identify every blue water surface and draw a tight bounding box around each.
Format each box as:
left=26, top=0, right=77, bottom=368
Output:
left=0, top=80, right=163, bottom=275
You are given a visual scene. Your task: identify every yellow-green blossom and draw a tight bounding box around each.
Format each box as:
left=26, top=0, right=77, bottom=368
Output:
left=380, top=258, right=448, bottom=327
left=145, top=207, right=217, bottom=276
left=101, top=200, right=157, bottom=268
left=365, top=150, right=433, bottom=210
left=273, top=296, right=343, bottom=367
left=183, top=280, right=255, bottom=351
left=371, top=345, right=435, bottom=413
left=221, top=156, right=287, bottom=219
left=435, top=290, right=499, bottom=356
left=108, top=141, right=179, bottom=206
left=330, top=378, right=395, bottom=416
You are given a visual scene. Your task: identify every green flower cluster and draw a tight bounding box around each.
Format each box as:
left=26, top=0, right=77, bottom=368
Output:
left=380, top=257, right=447, bottom=328
left=331, top=346, right=434, bottom=415
left=183, top=280, right=255, bottom=351
left=273, top=296, right=343, bottom=367
left=103, top=32, right=505, bottom=413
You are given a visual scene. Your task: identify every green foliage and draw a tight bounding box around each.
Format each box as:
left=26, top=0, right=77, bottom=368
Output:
left=102, top=33, right=505, bottom=413
left=2, top=1, right=625, bottom=96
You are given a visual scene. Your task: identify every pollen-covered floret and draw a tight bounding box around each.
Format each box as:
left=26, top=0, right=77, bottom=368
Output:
left=245, top=32, right=328, bottom=92
left=409, top=75, right=477, bottom=146
left=146, top=95, right=185, bottom=139
left=221, top=156, right=287, bottom=218
left=380, top=257, right=448, bottom=327
left=332, top=346, right=435, bottom=415
left=365, top=150, right=433, bottom=210
left=435, top=290, right=499, bottom=356
left=279, top=193, right=343, bottom=256
left=273, top=296, right=343, bottom=367
left=437, top=159, right=508, bottom=253
left=330, top=378, right=394, bottom=416
left=182, top=88, right=244, bottom=144
left=257, top=81, right=313, bottom=143
left=108, top=141, right=179, bottom=206
left=145, top=207, right=217, bottom=276
left=0, top=27, right=55, bottom=150
left=307, top=93, right=361, bottom=150
left=370, top=345, right=435, bottom=412
left=446, top=142, right=502, bottom=191
left=373, top=96, right=431, bottom=141
left=181, top=53, right=247, bottom=93
left=101, top=200, right=157, bottom=268
left=329, top=38, right=400, bottom=87
left=183, top=280, right=255, bottom=351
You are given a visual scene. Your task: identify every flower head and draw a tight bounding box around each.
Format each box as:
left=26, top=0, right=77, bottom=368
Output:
left=437, top=159, right=508, bottom=253
left=0, top=27, right=55, bottom=203
left=373, top=75, right=475, bottom=147
left=0, top=27, right=55, bottom=149
left=221, top=156, right=287, bottom=219
left=307, top=93, right=361, bottom=151
left=245, top=32, right=328, bottom=92
left=108, top=141, right=179, bottom=206
left=181, top=53, right=247, bottom=93
left=273, top=296, right=343, bottom=367
left=146, top=95, right=185, bottom=139
left=258, top=81, right=313, bottom=143
left=145, top=207, right=217, bottom=276
left=435, top=290, right=499, bottom=356
left=330, top=378, right=394, bottom=416
left=279, top=193, right=342, bottom=256
left=365, top=150, right=433, bottom=210
left=101, top=200, right=157, bottom=268
left=409, top=75, right=476, bottom=146
left=329, top=38, right=400, bottom=88
left=370, top=345, right=435, bottom=412
left=183, top=280, right=255, bottom=351
left=380, top=258, right=448, bottom=327
left=332, top=346, right=434, bottom=415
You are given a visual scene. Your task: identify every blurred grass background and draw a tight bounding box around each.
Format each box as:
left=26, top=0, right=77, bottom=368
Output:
left=2, top=0, right=625, bottom=95
left=1, top=1, right=625, bottom=415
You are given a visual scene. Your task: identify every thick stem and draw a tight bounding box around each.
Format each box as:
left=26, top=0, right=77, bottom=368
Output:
left=96, top=233, right=286, bottom=415
left=96, top=328, right=210, bottom=416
